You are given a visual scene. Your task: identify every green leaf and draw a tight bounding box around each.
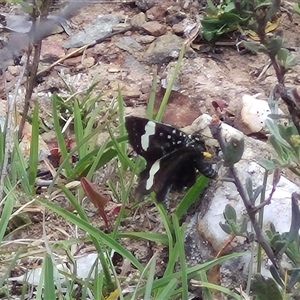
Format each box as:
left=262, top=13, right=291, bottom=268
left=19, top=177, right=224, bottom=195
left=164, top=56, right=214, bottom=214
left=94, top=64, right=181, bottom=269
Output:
left=117, top=232, right=169, bottom=244
left=144, top=255, right=157, bottom=300
left=252, top=185, right=263, bottom=203
left=224, top=204, right=237, bottom=222
left=191, top=280, right=243, bottom=299
left=266, top=0, right=280, bottom=23
left=156, top=45, right=186, bottom=121
left=258, top=158, right=277, bottom=170
left=223, top=137, right=244, bottom=166
left=198, top=270, right=214, bottom=300
left=74, top=99, right=86, bottom=159
left=202, top=30, right=218, bottom=41
left=219, top=222, right=232, bottom=235
left=224, top=1, right=235, bottom=12
left=251, top=274, right=283, bottom=300
left=146, top=68, right=158, bottom=119
left=294, top=2, right=300, bottom=15
left=173, top=214, right=188, bottom=300
left=74, top=148, right=118, bottom=178
left=0, top=193, right=16, bottom=243
left=287, top=193, right=300, bottom=242
left=38, top=198, right=144, bottom=272
left=12, top=135, right=31, bottom=194
left=93, top=264, right=104, bottom=300
left=265, top=34, right=283, bottom=56
left=242, top=41, right=268, bottom=53
left=269, top=265, right=284, bottom=288
left=126, top=252, right=247, bottom=300
left=43, top=254, right=56, bottom=300
left=0, top=248, right=21, bottom=288
left=245, top=177, right=253, bottom=201
left=52, top=94, right=72, bottom=178
left=288, top=269, right=300, bottom=290
left=206, top=0, right=218, bottom=14
left=240, top=217, right=248, bottom=234
left=28, top=103, right=39, bottom=191
left=176, top=176, right=209, bottom=220
left=269, top=135, right=284, bottom=159
left=266, top=118, right=292, bottom=148
left=155, top=278, right=178, bottom=299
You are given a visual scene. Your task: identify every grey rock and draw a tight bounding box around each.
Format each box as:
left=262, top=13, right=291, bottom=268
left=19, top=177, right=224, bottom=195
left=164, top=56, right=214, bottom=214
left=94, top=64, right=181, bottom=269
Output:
left=115, top=36, right=143, bottom=54
left=135, top=0, right=157, bottom=11
left=144, top=33, right=183, bottom=64
left=130, top=12, right=146, bottom=28
left=63, top=14, right=122, bottom=48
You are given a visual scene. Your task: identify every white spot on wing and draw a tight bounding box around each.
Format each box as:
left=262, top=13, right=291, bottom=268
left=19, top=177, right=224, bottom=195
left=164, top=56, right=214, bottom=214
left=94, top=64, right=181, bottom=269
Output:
left=167, top=135, right=171, bottom=139
left=141, top=121, right=156, bottom=151
left=146, top=160, right=160, bottom=190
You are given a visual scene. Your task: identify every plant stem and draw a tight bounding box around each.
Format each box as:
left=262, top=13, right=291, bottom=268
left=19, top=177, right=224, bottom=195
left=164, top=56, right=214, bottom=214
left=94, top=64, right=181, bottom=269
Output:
left=209, top=121, right=285, bottom=277
left=256, top=170, right=268, bottom=274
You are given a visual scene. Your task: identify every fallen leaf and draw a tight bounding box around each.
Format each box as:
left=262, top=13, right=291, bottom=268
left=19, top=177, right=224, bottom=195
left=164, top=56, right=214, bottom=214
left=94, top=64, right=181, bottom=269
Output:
left=81, top=177, right=110, bottom=228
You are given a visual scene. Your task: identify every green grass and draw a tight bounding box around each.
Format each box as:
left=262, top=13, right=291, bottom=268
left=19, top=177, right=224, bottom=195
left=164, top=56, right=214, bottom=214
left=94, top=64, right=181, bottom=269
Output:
left=0, top=49, right=243, bottom=300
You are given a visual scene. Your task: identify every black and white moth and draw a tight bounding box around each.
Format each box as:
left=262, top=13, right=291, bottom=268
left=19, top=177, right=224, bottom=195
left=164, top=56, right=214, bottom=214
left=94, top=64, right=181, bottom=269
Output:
left=125, top=116, right=217, bottom=202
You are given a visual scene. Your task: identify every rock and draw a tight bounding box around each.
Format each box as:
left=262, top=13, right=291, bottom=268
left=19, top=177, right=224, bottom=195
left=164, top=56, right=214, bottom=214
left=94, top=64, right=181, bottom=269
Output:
left=135, top=35, right=156, bottom=44
left=13, top=253, right=102, bottom=285
left=40, top=40, right=65, bottom=63
left=63, top=14, right=122, bottom=48
left=74, top=57, right=95, bottom=71
left=141, top=21, right=167, bottom=37
left=198, top=138, right=298, bottom=250
left=130, top=12, right=146, bottom=28
left=82, top=57, right=95, bottom=68
left=145, top=3, right=170, bottom=21
left=172, top=22, right=185, bottom=35
left=63, top=56, right=82, bottom=66
left=122, top=89, right=141, bottom=99
left=107, top=65, right=121, bottom=73
left=135, top=0, right=157, bottom=11
left=7, top=65, right=19, bottom=76
left=144, top=33, right=183, bottom=64
left=115, top=36, right=143, bottom=54
left=235, top=94, right=284, bottom=135
left=191, top=114, right=297, bottom=271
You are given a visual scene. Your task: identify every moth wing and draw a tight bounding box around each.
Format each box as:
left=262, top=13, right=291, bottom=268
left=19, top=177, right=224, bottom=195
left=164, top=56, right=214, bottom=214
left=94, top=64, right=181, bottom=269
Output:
left=125, top=116, right=189, bottom=163
left=135, top=147, right=200, bottom=202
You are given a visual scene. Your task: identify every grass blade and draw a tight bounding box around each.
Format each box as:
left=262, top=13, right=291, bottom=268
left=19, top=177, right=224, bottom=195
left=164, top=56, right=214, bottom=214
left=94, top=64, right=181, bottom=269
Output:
left=146, top=67, right=158, bottom=119
left=43, top=254, right=56, bottom=300
left=117, top=232, right=168, bottom=244
left=144, top=255, right=157, bottom=300
left=28, top=103, right=39, bottom=190
left=0, top=248, right=21, bottom=288
left=52, top=94, right=72, bottom=178
left=0, top=193, right=16, bottom=241
left=199, top=270, right=214, bottom=300
left=173, top=214, right=188, bottom=300
left=73, top=99, right=86, bottom=158
left=12, top=135, right=30, bottom=194
left=176, top=176, right=209, bottom=220
left=156, top=278, right=178, bottom=299
left=156, top=45, right=186, bottom=121
left=38, top=198, right=144, bottom=272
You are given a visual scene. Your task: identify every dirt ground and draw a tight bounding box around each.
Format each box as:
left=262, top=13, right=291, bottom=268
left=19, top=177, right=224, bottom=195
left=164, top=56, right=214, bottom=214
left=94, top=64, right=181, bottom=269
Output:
left=1, top=0, right=300, bottom=297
